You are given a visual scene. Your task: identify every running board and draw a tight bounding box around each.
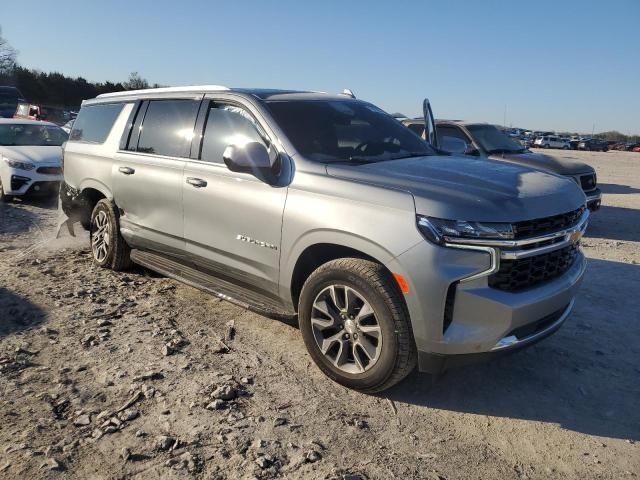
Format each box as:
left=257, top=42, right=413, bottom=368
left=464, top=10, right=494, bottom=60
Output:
left=130, top=249, right=297, bottom=321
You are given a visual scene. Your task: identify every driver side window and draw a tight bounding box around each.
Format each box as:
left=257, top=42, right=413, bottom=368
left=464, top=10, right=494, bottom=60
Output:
left=200, top=104, right=267, bottom=164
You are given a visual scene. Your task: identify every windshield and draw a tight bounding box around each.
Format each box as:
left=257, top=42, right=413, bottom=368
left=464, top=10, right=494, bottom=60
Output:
left=265, top=100, right=434, bottom=163
left=0, top=124, right=68, bottom=146
left=467, top=124, right=527, bottom=154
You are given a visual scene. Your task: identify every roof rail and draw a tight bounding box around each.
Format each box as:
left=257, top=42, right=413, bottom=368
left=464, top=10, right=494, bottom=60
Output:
left=96, top=85, right=230, bottom=99
left=341, top=89, right=356, bottom=98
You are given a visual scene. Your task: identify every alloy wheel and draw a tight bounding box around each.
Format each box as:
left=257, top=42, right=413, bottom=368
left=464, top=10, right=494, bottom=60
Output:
left=310, top=284, right=382, bottom=374
left=91, top=210, right=110, bottom=262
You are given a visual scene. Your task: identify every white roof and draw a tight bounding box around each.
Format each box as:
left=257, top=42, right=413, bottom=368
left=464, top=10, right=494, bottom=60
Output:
left=0, top=118, right=58, bottom=126
left=96, top=85, right=230, bottom=99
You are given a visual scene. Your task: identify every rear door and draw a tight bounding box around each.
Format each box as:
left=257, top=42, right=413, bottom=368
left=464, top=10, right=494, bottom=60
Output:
left=182, top=96, right=288, bottom=297
left=113, top=96, right=201, bottom=257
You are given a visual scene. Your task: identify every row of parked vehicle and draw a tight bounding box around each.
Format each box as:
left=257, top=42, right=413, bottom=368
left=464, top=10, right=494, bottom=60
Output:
left=0, top=86, right=599, bottom=392
left=504, top=129, right=639, bottom=153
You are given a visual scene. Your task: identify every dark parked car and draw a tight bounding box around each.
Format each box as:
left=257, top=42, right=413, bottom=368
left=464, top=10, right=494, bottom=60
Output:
left=0, top=86, right=27, bottom=118
left=402, top=119, right=602, bottom=211
left=578, top=139, right=608, bottom=152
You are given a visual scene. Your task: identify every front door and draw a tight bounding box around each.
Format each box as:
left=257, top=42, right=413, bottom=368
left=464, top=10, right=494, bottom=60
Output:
left=182, top=99, right=287, bottom=297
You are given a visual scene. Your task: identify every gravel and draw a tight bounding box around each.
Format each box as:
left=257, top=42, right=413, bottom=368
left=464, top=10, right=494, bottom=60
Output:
left=0, top=150, right=638, bottom=479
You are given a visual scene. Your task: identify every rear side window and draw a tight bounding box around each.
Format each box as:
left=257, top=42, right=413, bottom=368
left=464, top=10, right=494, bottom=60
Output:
left=70, top=103, right=124, bottom=143
left=200, top=104, right=266, bottom=163
left=136, top=100, right=200, bottom=157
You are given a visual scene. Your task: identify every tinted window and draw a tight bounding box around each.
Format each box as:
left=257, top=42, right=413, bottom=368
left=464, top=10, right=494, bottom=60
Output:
left=407, top=123, right=425, bottom=137
left=200, top=104, right=266, bottom=163
left=70, top=103, right=124, bottom=143
left=437, top=125, right=470, bottom=143
left=137, top=100, right=200, bottom=157
left=266, top=100, right=433, bottom=163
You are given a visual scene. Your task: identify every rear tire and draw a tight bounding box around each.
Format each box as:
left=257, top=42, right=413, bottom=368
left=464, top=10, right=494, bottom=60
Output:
left=298, top=258, right=417, bottom=392
left=89, top=199, right=131, bottom=271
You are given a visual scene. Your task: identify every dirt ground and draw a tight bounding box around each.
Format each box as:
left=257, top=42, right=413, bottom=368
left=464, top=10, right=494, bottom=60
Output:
left=0, top=150, right=638, bottom=479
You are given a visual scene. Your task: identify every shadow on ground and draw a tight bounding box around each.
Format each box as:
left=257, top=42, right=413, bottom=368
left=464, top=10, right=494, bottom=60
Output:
left=585, top=205, right=640, bottom=242
left=0, top=287, right=47, bottom=337
left=598, top=183, right=640, bottom=195
left=385, top=257, right=640, bottom=441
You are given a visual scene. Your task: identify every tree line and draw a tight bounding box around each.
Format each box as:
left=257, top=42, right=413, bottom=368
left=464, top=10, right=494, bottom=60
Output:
left=0, top=67, right=154, bottom=109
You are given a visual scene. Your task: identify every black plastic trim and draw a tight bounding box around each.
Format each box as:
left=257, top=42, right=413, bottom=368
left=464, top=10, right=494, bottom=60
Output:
left=119, top=100, right=143, bottom=151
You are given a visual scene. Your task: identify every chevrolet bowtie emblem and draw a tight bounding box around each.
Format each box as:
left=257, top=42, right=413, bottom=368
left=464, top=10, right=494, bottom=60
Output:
left=569, top=230, right=583, bottom=243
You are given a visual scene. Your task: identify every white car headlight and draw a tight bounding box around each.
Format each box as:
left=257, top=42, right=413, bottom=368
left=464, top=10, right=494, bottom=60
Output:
left=3, top=157, right=36, bottom=171
left=417, top=215, right=514, bottom=244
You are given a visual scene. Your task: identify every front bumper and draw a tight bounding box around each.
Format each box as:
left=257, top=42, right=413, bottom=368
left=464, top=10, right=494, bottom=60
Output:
left=0, top=165, right=62, bottom=196
left=385, top=212, right=588, bottom=373
left=585, top=188, right=602, bottom=211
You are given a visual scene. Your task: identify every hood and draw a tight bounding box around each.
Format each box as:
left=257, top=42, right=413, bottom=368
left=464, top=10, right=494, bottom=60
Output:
left=0, top=145, right=62, bottom=165
left=326, top=155, right=586, bottom=222
left=490, top=150, right=593, bottom=175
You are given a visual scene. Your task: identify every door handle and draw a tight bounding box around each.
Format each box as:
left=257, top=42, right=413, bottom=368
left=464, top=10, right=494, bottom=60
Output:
left=118, top=166, right=135, bottom=175
left=186, top=177, right=207, bottom=188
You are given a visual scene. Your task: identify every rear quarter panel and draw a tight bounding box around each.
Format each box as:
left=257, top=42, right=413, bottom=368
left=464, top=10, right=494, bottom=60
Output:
left=63, top=103, right=133, bottom=198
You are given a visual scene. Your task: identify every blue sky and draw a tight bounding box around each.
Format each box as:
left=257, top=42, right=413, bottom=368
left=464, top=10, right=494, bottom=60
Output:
left=3, top=0, right=639, bottom=134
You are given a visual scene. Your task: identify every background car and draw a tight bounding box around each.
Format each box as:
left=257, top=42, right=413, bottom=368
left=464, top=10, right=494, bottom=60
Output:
left=61, top=119, right=75, bottom=134
left=0, top=86, right=27, bottom=118
left=401, top=118, right=602, bottom=210
left=534, top=135, right=570, bottom=149
left=0, top=119, right=67, bottom=201
left=578, top=138, right=608, bottom=152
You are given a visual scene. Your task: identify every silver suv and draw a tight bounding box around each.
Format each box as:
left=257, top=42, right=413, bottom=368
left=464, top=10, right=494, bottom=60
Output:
left=60, top=86, right=588, bottom=392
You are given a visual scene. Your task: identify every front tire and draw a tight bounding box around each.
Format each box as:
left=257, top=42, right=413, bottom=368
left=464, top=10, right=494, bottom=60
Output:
left=298, top=258, right=417, bottom=392
left=0, top=180, right=13, bottom=203
left=90, top=199, right=131, bottom=270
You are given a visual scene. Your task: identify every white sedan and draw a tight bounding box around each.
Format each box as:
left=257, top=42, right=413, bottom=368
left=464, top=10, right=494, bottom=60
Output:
left=0, top=119, right=68, bottom=201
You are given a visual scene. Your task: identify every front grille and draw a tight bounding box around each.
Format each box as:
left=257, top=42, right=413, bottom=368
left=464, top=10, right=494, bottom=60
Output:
left=36, top=166, right=62, bottom=175
left=489, top=244, right=579, bottom=292
left=580, top=174, right=596, bottom=191
left=512, top=207, right=584, bottom=239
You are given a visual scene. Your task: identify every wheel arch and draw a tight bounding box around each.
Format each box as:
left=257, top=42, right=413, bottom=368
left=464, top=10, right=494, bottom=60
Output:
left=63, top=180, right=112, bottom=229
left=283, top=233, right=400, bottom=312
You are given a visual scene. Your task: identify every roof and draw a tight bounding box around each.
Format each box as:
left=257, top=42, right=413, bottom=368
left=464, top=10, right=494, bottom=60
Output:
left=0, top=118, right=58, bottom=126
left=96, top=85, right=230, bottom=99
left=92, top=85, right=353, bottom=103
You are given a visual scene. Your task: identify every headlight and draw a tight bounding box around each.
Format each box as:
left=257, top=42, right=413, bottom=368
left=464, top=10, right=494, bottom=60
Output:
left=3, top=157, right=35, bottom=171
left=417, top=215, right=514, bottom=244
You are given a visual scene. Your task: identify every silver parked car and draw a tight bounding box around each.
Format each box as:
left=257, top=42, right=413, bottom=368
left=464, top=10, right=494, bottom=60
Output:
left=403, top=119, right=602, bottom=211
left=60, top=86, right=588, bottom=392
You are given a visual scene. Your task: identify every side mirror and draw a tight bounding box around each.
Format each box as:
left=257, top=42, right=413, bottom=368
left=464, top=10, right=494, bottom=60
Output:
left=223, top=141, right=275, bottom=174
left=440, top=136, right=467, bottom=155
